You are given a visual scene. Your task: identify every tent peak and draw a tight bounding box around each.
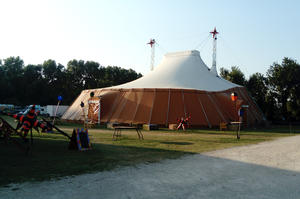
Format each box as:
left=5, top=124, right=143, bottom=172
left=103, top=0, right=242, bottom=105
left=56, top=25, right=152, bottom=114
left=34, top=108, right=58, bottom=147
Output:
left=164, top=50, right=200, bottom=58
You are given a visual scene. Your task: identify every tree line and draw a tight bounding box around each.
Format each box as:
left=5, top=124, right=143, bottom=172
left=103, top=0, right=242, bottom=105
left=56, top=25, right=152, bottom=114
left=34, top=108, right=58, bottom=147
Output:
left=1, top=56, right=299, bottom=122
left=0, top=56, right=142, bottom=106
left=220, top=57, right=300, bottom=122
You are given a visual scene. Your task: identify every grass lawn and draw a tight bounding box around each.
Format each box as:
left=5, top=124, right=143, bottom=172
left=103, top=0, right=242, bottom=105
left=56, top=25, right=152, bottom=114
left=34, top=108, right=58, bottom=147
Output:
left=1, top=115, right=299, bottom=186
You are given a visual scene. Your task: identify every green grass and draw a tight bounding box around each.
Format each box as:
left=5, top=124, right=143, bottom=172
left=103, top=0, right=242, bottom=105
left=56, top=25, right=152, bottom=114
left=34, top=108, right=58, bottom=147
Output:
left=1, top=115, right=299, bottom=186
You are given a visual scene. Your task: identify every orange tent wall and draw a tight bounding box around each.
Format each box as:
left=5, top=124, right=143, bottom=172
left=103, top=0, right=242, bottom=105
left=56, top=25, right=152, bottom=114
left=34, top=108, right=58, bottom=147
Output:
left=62, top=87, right=265, bottom=127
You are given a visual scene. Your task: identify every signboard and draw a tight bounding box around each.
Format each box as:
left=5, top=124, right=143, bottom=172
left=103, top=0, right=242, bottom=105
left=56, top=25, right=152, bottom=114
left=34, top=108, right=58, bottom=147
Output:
left=87, top=97, right=101, bottom=124
left=69, top=128, right=92, bottom=151
left=238, top=108, right=244, bottom=117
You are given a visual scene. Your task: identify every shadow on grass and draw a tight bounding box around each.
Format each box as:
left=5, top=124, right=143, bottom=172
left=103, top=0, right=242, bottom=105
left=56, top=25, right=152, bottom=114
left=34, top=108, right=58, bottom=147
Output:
left=2, top=151, right=300, bottom=199
left=1, top=123, right=299, bottom=187
left=166, top=125, right=300, bottom=135
left=0, top=136, right=189, bottom=186
left=186, top=129, right=300, bottom=136
left=160, top=141, right=193, bottom=145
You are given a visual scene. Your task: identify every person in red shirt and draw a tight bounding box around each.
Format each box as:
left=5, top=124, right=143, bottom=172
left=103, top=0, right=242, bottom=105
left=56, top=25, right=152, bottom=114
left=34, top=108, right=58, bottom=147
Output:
left=177, top=117, right=186, bottom=130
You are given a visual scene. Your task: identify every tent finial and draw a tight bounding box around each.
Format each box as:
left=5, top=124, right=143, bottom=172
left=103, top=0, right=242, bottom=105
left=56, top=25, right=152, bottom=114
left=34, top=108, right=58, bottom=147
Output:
left=210, top=27, right=219, bottom=76
left=147, top=39, right=156, bottom=71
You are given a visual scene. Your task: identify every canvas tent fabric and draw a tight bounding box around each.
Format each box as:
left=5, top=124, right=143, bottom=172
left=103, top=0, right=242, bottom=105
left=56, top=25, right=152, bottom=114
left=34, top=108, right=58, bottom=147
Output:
left=62, top=50, right=264, bottom=127
left=107, top=50, right=239, bottom=91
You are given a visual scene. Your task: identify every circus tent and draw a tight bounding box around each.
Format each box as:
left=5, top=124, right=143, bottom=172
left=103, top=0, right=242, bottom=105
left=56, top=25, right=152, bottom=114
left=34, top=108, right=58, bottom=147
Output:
left=62, top=50, right=264, bottom=127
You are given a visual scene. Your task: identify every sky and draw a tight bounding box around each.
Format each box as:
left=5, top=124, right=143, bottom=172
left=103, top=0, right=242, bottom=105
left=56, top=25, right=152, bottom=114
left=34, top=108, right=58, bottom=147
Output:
left=0, top=0, right=299, bottom=78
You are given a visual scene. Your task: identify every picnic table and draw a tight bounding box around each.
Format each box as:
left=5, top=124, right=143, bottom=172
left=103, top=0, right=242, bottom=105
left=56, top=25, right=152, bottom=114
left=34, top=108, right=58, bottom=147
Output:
left=113, top=126, right=144, bottom=140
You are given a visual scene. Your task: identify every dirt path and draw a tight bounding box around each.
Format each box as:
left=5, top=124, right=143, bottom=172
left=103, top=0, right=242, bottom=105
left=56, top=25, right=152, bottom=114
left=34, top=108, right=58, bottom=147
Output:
left=1, top=135, right=300, bottom=199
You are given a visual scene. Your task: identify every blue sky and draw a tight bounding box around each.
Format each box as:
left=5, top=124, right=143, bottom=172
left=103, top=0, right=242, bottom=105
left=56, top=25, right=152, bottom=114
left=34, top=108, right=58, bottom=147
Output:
left=0, top=0, right=299, bottom=78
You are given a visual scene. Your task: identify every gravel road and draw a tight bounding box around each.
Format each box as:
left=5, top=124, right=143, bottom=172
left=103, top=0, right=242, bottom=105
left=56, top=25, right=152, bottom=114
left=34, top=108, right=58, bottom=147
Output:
left=1, top=135, right=300, bottom=199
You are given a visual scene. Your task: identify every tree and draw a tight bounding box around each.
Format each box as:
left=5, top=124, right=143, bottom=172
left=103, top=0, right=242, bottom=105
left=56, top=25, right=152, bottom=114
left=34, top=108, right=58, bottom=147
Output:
left=22, top=64, right=45, bottom=105
left=220, top=66, right=246, bottom=86
left=2, top=56, right=24, bottom=77
left=66, top=59, right=85, bottom=87
left=0, top=56, right=143, bottom=106
left=219, top=67, right=230, bottom=80
left=42, top=60, right=66, bottom=104
left=246, top=73, right=268, bottom=113
left=2, top=57, right=25, bottom=104
left=43, top=60, right=64, bottom=83
left=0, top=60, right=5, bottom=103
left=103, top=66, right=142, bottom=87
left=83, top=61, right=102, bottom=89
left=267, top=57, right=300, bottom=121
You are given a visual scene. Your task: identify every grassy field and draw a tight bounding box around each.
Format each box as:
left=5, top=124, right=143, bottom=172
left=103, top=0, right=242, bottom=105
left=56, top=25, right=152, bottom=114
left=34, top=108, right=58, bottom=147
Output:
left=1, top=115, right=299, bottom=186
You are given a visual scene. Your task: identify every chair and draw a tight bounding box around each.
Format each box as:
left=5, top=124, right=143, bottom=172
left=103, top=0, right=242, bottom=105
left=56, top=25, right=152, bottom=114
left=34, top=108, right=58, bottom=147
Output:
left=220, top=122, right=227, bottom=131
left=84, top=119, right=95, bottom=129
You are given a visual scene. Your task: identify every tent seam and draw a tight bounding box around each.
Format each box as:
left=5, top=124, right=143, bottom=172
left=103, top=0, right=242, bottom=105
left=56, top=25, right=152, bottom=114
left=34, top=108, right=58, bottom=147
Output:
left=132, top=91, right=143, bottom=123
left=148, top=89, right=157, bottom=124
left=197, top=94, right=211, bottom=128
left=107, top=91, right=125, bottom=122
left=208, top=94, right=227, bottom=122
left=166, top=89, right=171, bottom=127
left=182, top=90, right=187, bottom=117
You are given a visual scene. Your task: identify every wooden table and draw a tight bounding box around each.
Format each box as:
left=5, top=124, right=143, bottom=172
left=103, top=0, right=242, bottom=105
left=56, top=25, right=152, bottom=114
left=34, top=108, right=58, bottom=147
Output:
left=113, top=126, right=144, bottom=140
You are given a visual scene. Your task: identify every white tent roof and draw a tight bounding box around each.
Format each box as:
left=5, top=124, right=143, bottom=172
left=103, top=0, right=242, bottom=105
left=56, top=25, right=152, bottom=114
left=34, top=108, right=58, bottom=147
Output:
left=111, top=50, right=240, bottom=92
